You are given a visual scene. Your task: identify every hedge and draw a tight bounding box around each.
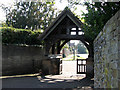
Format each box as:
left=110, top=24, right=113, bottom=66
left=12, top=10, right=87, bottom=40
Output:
left=1, top=27, right=43, bottom=45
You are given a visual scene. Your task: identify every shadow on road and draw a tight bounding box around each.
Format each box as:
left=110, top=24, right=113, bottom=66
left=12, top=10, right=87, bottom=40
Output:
left=2, top=74, right=94, bottom=89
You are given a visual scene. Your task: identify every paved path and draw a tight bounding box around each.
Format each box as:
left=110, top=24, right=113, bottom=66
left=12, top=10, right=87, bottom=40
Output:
left=2, top=74, right=93, bottom=89
left=62, top=60, right=77, bottom=75
left=62, top=60, right=86, bottom=76
left=2, top=59, right=93, bottom=89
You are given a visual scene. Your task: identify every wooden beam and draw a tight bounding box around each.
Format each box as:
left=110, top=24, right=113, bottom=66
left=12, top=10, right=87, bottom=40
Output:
left=59, top=40, right=70, bottom=51
left=42, top=13, right=67, bottom=40
left=51, top=34, right=85, bottom=40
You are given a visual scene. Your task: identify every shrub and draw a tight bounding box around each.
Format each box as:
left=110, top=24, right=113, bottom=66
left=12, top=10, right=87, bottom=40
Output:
left=1, top=27, right=43, bottom=45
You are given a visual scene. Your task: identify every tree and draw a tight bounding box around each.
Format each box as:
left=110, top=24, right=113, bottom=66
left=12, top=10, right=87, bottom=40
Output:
left=82, top=2, right=120, bottom=42
left=77, top=42, right=87, bottom=54
left=80, top=2, right=120, bottom=57
left=1, top=1, right=58, bottom=30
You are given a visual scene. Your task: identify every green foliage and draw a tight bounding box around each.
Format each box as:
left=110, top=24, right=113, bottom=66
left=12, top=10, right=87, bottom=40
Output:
left=1, top=1, right=58, bottom=30
left=62, top=43, right=69, bottom=49
left=82, top=2, right=120, bottom=42
left=1, top=27, right=42, bottom=45
left=77, top=43, right=87, bottom=54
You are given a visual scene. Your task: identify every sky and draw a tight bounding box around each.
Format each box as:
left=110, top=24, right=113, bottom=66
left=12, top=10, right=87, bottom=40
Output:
left=0, top=0, right=14, bottom=22
left=0, top=0, right=87, bottom=22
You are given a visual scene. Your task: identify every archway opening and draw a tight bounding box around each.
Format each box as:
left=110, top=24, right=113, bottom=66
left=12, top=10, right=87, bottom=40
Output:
left=61, top=40, right=88, bottom=60
left=60, top=40, right=89, bottom=78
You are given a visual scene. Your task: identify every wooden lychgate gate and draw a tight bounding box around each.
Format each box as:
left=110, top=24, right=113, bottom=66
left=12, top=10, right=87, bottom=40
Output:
left=39, top=8, right=93, bottom=76
left=77, top=59, right=86, bottom=74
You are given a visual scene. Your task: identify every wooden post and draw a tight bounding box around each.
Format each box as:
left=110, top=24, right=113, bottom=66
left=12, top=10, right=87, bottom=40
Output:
left=77, top=59, right=78, bottom=74
left=76, top=26, right=78, bottom=35
left=45, top=40, right=51, bottom=55
left=57, top=41, right=60, bottom=54
left=52, top=44, right=55, bottom=54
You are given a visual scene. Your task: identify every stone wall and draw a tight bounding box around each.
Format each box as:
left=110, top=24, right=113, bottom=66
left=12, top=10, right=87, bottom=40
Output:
left=42, top=58, right=60, bottom=75
left=94, top=10, right=120, bottom=88
left=2, top=44, right=44, bottom=75
left=1, top=44, right=60, bottom=76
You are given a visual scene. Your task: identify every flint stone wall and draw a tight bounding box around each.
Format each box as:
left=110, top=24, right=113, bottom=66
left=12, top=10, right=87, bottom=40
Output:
left=94, top=10, right=120, bottom=88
